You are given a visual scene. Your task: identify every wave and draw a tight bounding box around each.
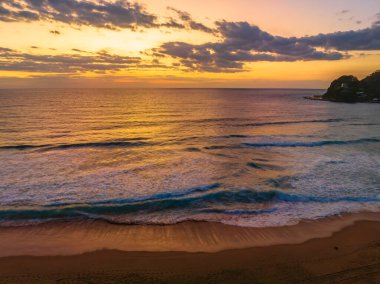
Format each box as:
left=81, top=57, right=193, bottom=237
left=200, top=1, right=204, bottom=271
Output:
left=349, top=123, right=380, bottom=126
left=199, top=208, right=277, bottom=215
left=236, top=118, right=343, bottom=127
left=183, top=147, right=202, bottom=152
left=223, top=134, right=249, bottom=138
left=125, top=118, right=344, bottom=129
left=204, top=145, right=233, bottom=150
left=0, top=144, right=50, bottom=150
left=46, top=183, right=221, bottom=207
left=246, top=162, right=282, bottom=170
left=0, top=140, right=150, bottom=151
left=0, top=189, right=379, bottom=222
left=44, top=141, right=149, bottom=151
left=242, top=138, right=380, bottom=148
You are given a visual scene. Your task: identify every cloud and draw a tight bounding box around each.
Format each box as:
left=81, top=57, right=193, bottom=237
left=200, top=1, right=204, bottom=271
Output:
left=0, top=0, right=158, bottom=30
left=0, top=47, right=13, bottom=52
left=372, top=13, right=380, bottom=27
left=154, top=19, right=380, bottom=72
left=1, top=2, right=378, bottom=74
left=165, top=7, right=214, bottom=33
left=301, top=25, right=380, bottom=50
left=155, top=21, right=347, bottom=72
left=50, top=30, right=61, bottom=35
left=0, top=48, right=142, bottom=73
left=0, top=0, right=214, bottom=33
left=337, top=9, right=350, bottom=15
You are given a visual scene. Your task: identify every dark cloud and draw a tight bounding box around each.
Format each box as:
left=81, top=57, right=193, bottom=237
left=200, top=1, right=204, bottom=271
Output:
left=301, top=25, right=380, bottom=50
left=373, top=13, right=380, bottom=27
left=0, top=0, right=158, bottom=30
left=0, top=48, right=142, bottom=73
left=0, top=4, right=40, bottom=22
left=50, top=30, right=61, bottom=35
left=0, top=47, right=13, bottom=52
left=166, top=7, right=214, bottom=33
left=1, top=2, right=378, bottom=74
left=154, top=19, right=380, bottom=72
left=0, top=0, right=214, bottom=33
left=155, top=21, right=347, bottom=72
left=337, top=10, right=350, bottom=15
left=71, top=48, right=97, bottom=54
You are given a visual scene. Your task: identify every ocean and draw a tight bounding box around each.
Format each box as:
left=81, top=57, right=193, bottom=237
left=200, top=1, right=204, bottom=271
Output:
left=0, top=88, right=379, bottom=228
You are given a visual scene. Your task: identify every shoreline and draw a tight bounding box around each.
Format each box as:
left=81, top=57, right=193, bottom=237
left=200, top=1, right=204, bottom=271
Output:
left=304, top=95, right=380, bottom=103
left=0, top=211, right=379, bottom=257
left=0, top=214, right=380, bottom=283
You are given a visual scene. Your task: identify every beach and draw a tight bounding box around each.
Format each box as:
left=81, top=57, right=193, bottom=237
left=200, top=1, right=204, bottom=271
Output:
left=0, top=89, right=379, bottom=283
left=0, top=213, right=379, bottom=283
left=1, top=1, right=380, bottom=282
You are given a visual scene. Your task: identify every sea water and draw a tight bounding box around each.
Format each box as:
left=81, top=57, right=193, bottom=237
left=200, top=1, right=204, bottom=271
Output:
left=0, top=88, right=379, bottom=227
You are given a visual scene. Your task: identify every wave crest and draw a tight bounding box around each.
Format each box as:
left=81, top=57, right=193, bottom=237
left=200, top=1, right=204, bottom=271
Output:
left=0, top=139, right=150, bottom=151
left=242, top=138, right=380, bottom=148
left=0, top=188, right=379, bottom=223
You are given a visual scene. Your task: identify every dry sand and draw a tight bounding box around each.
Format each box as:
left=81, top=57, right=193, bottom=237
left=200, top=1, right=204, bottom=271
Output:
left=0, top=213, right=379, bottom=283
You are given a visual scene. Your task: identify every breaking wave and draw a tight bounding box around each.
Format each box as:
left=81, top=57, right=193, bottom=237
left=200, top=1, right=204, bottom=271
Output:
left=0, top=187, right=379, bottom=224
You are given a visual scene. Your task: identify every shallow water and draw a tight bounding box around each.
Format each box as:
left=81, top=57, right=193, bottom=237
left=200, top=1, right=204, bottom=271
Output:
left=0, top=88, right=379, bottom=227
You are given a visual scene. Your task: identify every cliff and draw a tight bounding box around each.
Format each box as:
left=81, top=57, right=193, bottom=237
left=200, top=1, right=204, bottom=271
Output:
left=322, top=71, right=380, bottom=103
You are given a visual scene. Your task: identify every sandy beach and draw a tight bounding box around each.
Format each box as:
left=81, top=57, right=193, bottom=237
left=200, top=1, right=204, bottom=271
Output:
left=1, top=0, right=380, bottom=282
left=0, top=213, right=379, bottom=283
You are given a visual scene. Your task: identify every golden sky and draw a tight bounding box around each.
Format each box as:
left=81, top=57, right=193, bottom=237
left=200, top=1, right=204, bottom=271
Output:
left=0, top=0, right=379, bottom=88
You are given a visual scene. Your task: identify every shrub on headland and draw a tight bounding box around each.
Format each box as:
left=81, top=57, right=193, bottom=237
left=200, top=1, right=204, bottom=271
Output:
left=323, top=71, right=380, bottom=102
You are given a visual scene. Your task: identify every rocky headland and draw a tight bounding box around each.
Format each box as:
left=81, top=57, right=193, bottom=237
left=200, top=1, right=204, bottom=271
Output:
left=306, top=70, right=380, bottom=103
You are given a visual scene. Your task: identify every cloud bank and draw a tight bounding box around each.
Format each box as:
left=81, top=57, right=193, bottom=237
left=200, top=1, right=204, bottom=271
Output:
left=155, top=20, right=380, bottom=72
left=0, top=0, right=214, bottom=32
left=0, top=1, right=379, bottom=74
left=0, top=48, right=142, bottom=73
left=0, top=0, right=158, bottom=30
left=164, top=7, right=214, bottom=33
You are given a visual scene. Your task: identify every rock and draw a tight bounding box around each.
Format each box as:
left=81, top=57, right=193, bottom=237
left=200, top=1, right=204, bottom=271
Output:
left=320, top=70, right=380, bottom=103
left=360, top=70, right=380, bottom=100
left=323, top=75, right=360, bottom=102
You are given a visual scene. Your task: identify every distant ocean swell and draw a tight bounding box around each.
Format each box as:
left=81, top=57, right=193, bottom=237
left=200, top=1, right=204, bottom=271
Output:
left=0, top=140, right=150, bottom=151
left=1, top=137, right=379, bottom=152
left=113, top=118, right=345, bottom=126
left=203, top=137, right=380, bottom=151
left=234, top=118, right=344, bottom=127
left=0, top=185, right=379, bottom=225
left=242, top=138, right=380, bottom=148
left=0, top=118, right=344, bottom=135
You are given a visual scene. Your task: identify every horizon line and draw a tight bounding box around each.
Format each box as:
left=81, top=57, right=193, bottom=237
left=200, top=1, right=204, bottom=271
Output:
left=0, top=87, right=326, bottom=90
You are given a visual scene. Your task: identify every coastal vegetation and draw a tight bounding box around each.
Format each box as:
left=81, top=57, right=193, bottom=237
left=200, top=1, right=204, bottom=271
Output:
left=308, top=71, right=380, bottom=103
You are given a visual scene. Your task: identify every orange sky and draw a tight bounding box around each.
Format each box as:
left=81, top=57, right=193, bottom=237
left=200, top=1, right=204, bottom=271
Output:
left=0, top=0, right=379, bottom=88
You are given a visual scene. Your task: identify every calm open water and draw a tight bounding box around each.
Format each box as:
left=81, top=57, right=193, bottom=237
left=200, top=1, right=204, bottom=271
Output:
left=0, top=89, right=379, bottom=227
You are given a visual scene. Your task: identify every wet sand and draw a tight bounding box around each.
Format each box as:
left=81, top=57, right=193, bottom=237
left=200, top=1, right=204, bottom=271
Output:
left=0, top=213, right=380, bottom=283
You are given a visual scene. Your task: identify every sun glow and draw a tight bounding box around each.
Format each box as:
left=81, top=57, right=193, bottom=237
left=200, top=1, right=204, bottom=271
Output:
left=0, top=0, right=379, bottom=88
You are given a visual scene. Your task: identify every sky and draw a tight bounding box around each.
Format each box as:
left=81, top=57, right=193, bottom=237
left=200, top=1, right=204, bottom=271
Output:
left=0, top=0, right=379, bottom=88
